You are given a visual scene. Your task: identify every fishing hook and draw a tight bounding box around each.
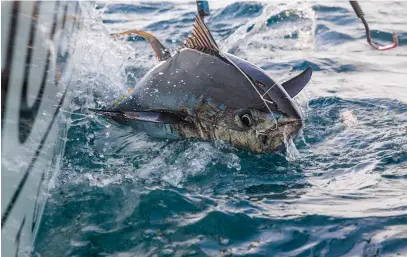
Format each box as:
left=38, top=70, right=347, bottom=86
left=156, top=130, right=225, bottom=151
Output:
left=349, top=1, right=398, bottom=51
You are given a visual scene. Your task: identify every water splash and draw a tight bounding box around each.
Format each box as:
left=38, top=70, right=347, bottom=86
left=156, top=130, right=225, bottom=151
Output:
left=283, top=126, right=300, bottom=161
left=221, top=2, right=315, bottom=63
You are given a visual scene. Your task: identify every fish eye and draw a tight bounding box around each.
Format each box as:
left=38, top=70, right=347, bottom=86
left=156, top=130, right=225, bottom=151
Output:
left=240, top=113, right=253, bottom=127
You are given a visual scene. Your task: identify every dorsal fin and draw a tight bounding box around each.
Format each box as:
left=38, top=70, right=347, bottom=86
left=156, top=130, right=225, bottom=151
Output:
left=180, top=14, right=219, bottom=55
left=111, top=30, right=171, bottom=61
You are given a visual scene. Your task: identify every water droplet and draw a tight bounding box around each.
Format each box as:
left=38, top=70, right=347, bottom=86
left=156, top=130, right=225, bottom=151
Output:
left=161, top=249, right=174, bottom=255
left=219, top=238, right=229, bottom=246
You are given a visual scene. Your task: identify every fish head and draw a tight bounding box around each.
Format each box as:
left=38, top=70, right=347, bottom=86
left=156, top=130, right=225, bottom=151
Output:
left=225, top=53, right=305, bottom=120
left=189, top=53, right=306, bottom=152
left=194, top=102, right=302, bottom=153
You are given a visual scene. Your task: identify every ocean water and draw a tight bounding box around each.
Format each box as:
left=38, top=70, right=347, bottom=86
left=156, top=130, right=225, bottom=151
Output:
left=34, top=1, right=407, bottom=256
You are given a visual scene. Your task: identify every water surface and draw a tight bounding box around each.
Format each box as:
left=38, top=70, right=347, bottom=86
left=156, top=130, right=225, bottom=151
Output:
left=35, top=1, right=407, bottom=256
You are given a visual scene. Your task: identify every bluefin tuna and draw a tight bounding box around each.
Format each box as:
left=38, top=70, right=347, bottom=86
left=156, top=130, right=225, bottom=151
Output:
left=91, top=2, right=312, bottom=153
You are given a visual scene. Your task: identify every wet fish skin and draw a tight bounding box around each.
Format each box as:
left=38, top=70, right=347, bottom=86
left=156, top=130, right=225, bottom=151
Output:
left=105, top=49, right=303, bottom=153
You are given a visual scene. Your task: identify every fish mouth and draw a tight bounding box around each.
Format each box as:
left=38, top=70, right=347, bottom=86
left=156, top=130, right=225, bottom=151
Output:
left=253, top=117, right=302, bottom=152
left=277, top=118, right=303, bottom=140
left=259, top=117, right=303, bottom=135
left=277, top=117, right=303, bottom=127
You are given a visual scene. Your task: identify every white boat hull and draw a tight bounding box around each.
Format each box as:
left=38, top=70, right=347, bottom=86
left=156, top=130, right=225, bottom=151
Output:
left=1, top=1, right=84, bottom=256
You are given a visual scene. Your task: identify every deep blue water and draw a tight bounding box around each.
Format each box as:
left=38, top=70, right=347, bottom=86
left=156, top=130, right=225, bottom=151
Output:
left=34, top=1, right=407, bottom=256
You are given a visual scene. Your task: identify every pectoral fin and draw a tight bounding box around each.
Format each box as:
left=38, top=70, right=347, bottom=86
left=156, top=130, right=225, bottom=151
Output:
left=282, top=67, right=312, bottom=98
left=89, top=109, right=190, bottom=124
